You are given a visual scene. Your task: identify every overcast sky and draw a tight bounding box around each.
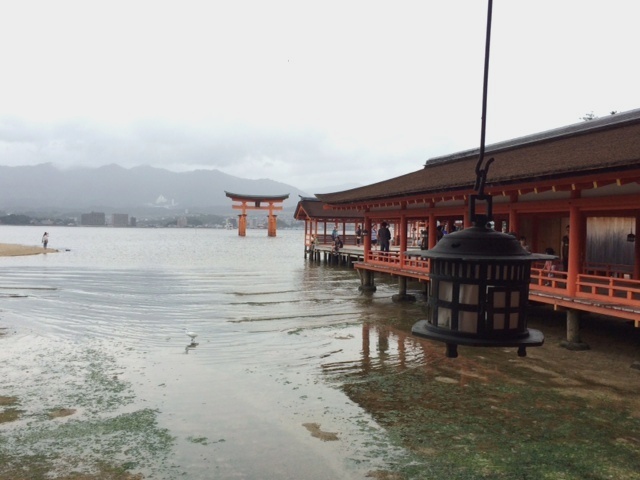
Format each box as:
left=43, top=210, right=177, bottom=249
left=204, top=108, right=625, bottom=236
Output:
left=1, top=1, right=638, bottom=193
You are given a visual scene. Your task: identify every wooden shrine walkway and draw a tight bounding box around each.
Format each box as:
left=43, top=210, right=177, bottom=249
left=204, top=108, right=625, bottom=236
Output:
left=307, top=243, right=640, bottom=327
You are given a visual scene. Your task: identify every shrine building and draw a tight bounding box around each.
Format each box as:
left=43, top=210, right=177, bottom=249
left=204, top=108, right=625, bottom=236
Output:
left=297, top=108, right=640, bottom=348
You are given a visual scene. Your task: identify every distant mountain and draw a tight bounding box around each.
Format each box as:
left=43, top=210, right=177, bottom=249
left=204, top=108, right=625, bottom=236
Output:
left=0, top=163, right=311, bottom=217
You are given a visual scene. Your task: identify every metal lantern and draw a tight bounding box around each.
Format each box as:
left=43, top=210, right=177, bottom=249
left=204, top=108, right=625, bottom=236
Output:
left=411, top=215, right=552, bottom=358
left=411, top=0, right=553, bottom=358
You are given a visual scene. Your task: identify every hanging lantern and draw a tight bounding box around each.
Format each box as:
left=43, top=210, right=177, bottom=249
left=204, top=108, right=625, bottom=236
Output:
left=411, top=211, right=553, bottom=358
left=411, top=0, right=553, bottom=358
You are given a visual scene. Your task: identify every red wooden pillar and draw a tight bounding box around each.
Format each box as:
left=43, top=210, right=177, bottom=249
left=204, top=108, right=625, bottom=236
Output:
left=268, top=213, right=277, bottom=237
left=364, top=216, right=372, bottom=259
left=509, top=209, right=518, bottom=234
left=635, top=216, right=640, bottom=279
left=463, top=198, right=470, bottom=228
left=400, top=215, right=407, bottom=269
left=567, top=206, right=581, bottom=296
left=428, top=213, right=437, bottom=249
left=508, top=193, right=519, bottom=233
left=399, top=215, right=408, bottom=251
left=238, top=213, right=247, bottom=237
left=304, top=219, right=310, bottom=256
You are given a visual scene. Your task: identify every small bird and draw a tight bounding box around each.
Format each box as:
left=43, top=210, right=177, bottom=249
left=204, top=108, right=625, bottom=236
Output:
left=184, top=329, right=197, bottom=343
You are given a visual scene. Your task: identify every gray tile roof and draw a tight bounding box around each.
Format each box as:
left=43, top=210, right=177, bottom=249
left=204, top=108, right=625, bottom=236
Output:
left=316, top=108, right=640, bottom=205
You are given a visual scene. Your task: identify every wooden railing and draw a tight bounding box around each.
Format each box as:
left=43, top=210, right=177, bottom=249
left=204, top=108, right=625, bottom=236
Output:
left=367, top=250, right=401, bottom=266
left=307, top=234, right=362, bottom=246
left=530, top=266, right=568, bottom=290
left=575, top=274, right=640, bottom=304
left=403, top=255, right=430, bottom=273
left=365, top=250, right=430, bottom=274
left=530, top=266, right=640, bottom=305
left=583, top=262, right=634, bottom=278
left=355, top=255, right=640, bottom=322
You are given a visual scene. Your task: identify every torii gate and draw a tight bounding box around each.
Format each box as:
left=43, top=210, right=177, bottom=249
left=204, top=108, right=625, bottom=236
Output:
left=225, top=192, right=289, bottom=237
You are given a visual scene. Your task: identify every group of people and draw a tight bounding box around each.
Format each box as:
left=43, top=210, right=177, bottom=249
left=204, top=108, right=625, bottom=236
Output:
left=327, top=222, right=393, bottom=254
left=353, top=222, right=392, bottom=251
left=322, top=223, right=570, bottom=271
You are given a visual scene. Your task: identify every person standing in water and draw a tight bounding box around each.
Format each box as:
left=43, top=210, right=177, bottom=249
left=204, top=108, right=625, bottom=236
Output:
left=42, top=232, right=49, bottom=249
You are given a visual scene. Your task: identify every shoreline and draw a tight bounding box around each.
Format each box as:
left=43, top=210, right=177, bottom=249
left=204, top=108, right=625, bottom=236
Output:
left=0, top=243, right=56, bottom=257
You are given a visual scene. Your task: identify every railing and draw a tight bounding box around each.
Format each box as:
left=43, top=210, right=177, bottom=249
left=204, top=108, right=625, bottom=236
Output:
left=530, top=266, right=568, bottom=290
left=583, top=262, right=634, bottom=278
left=355, top=254, right=640, bottom=320
left=575, top=274, right=640, bottom=304
left=367, top=250, right=401, bottom=266
left=403, top=255, right=430, bottom=273
left=308, top=234, right=361, bottom=246
left=364, top=250, right=430, bottom=274
left=530, top=266, right=640, bottom=305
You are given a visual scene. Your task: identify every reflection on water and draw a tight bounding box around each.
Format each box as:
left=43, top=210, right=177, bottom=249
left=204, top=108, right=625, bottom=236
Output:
left=0, top=226, right=421, bottom=479
left=3, top=226, right=639, bottom=479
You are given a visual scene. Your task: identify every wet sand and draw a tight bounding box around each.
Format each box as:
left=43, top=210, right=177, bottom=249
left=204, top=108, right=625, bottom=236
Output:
left=0, top=243, right=55, bottom=257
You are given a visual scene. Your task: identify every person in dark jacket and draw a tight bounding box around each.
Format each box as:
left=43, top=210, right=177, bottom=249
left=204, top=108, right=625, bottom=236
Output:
left=378, top=222, right=392, bottom=252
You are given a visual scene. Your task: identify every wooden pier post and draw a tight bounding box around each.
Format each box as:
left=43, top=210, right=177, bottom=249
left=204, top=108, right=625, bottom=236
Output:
left=392, top=276, right=416, bottom=303
left=560, top=309, right=590, bottom=350
left=358, top=269, right=376, bottom=293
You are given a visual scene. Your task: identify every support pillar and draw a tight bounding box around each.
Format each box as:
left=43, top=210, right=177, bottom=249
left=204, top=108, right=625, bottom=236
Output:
left=268, top=214, right=277, bottom=237
left=560, top=309, right=590, bottom=350
left=634, top=215, right=640, bottom=279
left=392, top=276, right=416, bottom=303
left=428, top=213, right=437, bottom=249
left=363, top=216, right=372, bottom=252
left=566, top=206, right=581, bottom=296
left=304, top=220, right=310, bottom=259
left=509, top=207, right=518, bottom=235
left=358, top=269, right=376, bottom=293
left=238, top=214, right=247, bottom=237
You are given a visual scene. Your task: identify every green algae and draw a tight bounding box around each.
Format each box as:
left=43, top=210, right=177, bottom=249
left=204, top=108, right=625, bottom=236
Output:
left=336, top=358, right=640, bottom=480
left=0, top=344, right=175, bottom=479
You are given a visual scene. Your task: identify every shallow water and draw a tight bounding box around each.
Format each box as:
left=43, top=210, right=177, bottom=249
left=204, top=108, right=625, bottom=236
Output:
left=0, top=226, right=416, bottom=479
left=2, top=226, right=640, bottom=480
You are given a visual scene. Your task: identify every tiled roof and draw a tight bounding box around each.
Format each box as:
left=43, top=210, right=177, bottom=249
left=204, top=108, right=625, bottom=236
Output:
left=294, top=196, right=364, bottom=221
left=316, top=108, right=640, bottom=205
left=225, top=191, right=290, bottom=201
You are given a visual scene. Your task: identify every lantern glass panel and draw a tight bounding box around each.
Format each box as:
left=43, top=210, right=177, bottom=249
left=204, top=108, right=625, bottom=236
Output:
left=439, top=281, right=453, bottom=302
left=459, top=311, right=478, bottom=333
left=509, top=312, right=519, bottom=329
left=511, top=291, right=520, bottom=307
left=494, top=291, right=506, bottom=308
left=459, top=284, right=479, bottom=305
left=438, top=307, right=452, bottom=328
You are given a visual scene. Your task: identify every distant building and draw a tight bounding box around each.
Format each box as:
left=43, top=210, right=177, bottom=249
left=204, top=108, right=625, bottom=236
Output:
left=81, top=211, right=106, bottom=226
left=177, top=216, right=188, bottom=228
left=112, top=213, right=129, bottom=227
left=130, top=217, right=137, bottom=227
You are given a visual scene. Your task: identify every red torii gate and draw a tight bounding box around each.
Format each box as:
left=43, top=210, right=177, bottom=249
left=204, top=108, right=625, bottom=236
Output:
left=225, top=192, right=289, bottom=237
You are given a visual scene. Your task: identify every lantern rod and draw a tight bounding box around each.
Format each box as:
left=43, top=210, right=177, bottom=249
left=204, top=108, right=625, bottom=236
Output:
left=471, top=0, right=495, bottom=223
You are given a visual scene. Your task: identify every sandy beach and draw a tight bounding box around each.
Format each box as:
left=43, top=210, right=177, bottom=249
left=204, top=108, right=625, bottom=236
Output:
left=0, top=243, right=55, bottom=257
